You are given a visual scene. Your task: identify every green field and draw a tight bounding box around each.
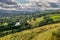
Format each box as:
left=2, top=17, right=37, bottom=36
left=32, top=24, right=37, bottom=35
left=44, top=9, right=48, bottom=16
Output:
left=50, top=14, right=60, bottom=22
left=27, top=14, right=60, bottom=27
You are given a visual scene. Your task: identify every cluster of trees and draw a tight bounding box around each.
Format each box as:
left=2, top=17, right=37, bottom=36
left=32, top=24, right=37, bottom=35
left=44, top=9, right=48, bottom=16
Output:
left=39, top=16, right=54, bottom=26
left=0, top=13, right=43, bottom=31
left=0, top=10, right=60, bottom=35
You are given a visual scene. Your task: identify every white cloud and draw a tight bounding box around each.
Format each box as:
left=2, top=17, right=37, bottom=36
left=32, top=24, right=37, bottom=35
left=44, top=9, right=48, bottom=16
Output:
left=47, top=0, right=58, bottom=3
left=29, top=0, right=39, bottom=2
left=12, top=0, right=15, bottom=1
left=0, top=7, right=16, bottom=10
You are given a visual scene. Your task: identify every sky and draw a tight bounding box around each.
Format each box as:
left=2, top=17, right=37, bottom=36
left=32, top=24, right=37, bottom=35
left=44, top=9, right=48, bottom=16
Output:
left=0, top=0, right=59, bottom=11
left=16, top=0, right=58, bottom=4
left=17, top=0, right=29, bottom=4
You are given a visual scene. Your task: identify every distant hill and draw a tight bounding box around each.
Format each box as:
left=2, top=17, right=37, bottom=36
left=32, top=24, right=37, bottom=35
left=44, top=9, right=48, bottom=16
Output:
left=0, top=10, right=40, bottom=16
left=0, top=9, right=57, bottom=16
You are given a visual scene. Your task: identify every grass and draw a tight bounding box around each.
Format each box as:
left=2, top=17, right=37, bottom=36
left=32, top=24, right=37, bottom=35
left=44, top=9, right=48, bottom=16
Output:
left=32, top=27, right=60, bottom=40
left=27, top=14, right=60, bottom=26
left=2, top=22, right=8, bottom=26
left=0, top=23, right=60, bottom=40
left=50, top=14, right=60, bottom=22
left=27, top=17, right=44, bottom=26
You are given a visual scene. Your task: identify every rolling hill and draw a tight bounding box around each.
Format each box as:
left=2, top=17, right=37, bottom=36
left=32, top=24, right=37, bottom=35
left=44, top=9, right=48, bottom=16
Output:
left=0, top=23, right=60, bottom=40
left=27, top=14, right=60, bottom=27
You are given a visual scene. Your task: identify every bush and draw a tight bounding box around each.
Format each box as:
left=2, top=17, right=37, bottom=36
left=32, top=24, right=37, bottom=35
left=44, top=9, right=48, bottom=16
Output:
left=38, top=16, right=54, bottom=27
left=43, top=16, right=54, bottom=24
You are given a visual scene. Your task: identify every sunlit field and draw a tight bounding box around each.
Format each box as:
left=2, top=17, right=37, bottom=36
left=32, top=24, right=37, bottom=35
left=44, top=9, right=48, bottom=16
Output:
left=0, top=23, right=60, bottom=40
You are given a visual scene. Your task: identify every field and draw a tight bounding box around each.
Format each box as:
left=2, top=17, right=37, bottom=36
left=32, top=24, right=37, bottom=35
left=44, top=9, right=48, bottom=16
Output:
left=50, top=14, right=60, bottom=22
left=27, top=14, right=60, bottom=27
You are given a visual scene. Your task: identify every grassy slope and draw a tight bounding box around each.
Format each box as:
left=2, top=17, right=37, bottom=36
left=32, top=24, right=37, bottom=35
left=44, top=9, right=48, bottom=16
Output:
left=32, top=27, right=60, bottom=40
left=50, top=14, right=60, bottom=22
left=0, top=23, right=60, bottom=40
left=27, top=14, right=60, bottom=26
left=27, top=17, right=44, bottom=26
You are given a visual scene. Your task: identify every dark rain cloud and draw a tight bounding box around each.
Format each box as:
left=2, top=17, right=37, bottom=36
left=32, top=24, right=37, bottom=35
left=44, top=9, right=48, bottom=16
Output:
left=0, top=0, right=17, bottom=5
left=0, top=0, right=18, bottom=9
left=48, top=2, right=59, bottom=8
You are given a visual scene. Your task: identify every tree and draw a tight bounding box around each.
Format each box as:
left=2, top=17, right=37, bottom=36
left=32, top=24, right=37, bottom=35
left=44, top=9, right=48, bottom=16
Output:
left=44, top=16, right=54, bottom=24
left=56, top=9, right=60, bottom=14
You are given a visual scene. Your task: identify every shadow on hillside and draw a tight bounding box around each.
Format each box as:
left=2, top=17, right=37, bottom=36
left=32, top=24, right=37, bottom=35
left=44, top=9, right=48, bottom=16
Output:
left=0, top=26, right=27, bottom=38
left=0, top=22, right=60, bottom=38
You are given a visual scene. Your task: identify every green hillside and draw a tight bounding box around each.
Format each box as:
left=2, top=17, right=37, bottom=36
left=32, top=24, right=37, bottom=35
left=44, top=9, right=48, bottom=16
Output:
left=32, top=27, right=60, bottom=40
left=0, top=23, right=60, bottom=40
left=27, top=14, right=60, bottom=27
left=0, top=13, right=60, bottom=40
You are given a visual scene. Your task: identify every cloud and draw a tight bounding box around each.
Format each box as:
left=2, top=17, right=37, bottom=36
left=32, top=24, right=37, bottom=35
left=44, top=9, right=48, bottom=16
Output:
left=48, top=2, right=58, bottom=8
left=33, top=0, right=59, bottom=8
left=0, top=0, right=18, bottom=10
left=0, top=0, right=59, bottom=11
left=0, top=0, right=17, bottom=5
left=47, top=0, right=58, bottom=3
left=29, top=0, right=39, bottom=2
